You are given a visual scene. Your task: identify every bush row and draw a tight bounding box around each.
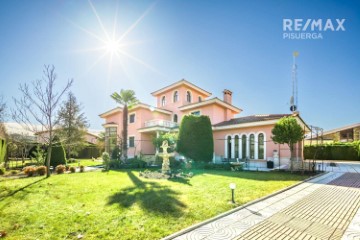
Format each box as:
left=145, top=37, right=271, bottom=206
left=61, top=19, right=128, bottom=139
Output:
left=304, top=142, right=360, bottom=161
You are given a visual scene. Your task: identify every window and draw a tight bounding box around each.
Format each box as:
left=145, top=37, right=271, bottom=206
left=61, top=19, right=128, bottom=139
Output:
left=186, top=91, right=192, bottom=102
left=250, top=134, right=255, bottom=159
left=227, top=136, right=232, bottom=158
left=105, top=127, right=117, bottom=153
left=129, top=113, right=135, bottom=123
left=129, top=136, right=135, bottom=148
left=191, top=111, right=201, bottom=116
left=161, top=96, right=166, bottom=106
left=198, top=96, right=202, bottom=102
left=234, top=135, right=239, bottom=159
left=242, top=135, right=247, bottom=159
left=173, top=114, right=178, bottom=123
left=258, top=133, right=264, bottom=159
left=173, top=91, right=178, bottom=102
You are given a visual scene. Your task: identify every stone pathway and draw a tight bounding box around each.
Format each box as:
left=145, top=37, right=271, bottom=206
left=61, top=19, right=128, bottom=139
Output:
left=165, top=172, right=360, bottom=240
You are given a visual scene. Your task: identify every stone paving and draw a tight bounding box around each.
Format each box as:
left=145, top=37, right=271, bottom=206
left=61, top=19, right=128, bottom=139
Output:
left=165, top=172, right=360, bottom=240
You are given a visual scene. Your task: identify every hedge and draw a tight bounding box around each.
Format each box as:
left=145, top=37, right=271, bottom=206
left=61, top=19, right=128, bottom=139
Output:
left=177, top=115, right=214, bottom=162
left=304, top=141, right=360, bottom=161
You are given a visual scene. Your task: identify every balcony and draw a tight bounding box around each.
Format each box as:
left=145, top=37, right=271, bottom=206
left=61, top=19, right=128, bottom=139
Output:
left=144, top=119, right=178, bottom=128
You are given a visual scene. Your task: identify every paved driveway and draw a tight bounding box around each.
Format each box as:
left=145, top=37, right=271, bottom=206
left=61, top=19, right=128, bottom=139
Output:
left=164, top=172, right=360, bottom=240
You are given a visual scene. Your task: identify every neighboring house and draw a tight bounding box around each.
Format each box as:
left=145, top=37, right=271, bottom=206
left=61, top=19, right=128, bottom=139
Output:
left=1, top=122, right=101, bottom=145
left=35, top=129, right=100, bottom=145
left=100, top=79, right=310, bottom=167
left=306, top=122, right=360, bottom=144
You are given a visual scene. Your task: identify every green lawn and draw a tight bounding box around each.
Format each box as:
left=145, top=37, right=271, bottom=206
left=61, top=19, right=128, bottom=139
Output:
left=0, top=170, right=309, bottom=239
left=67, top=159, right=103, bottom=167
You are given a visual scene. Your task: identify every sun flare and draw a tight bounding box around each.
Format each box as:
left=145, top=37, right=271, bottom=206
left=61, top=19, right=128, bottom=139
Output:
left=104, top=39, right=120, bottom=54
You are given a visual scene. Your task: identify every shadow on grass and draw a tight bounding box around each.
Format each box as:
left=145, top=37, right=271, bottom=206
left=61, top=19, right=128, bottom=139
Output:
left=107, top=171, right=186, bottom=216
left=0, top=177, right=46, bottom=201
left=168, top=176, right=192, bottom=186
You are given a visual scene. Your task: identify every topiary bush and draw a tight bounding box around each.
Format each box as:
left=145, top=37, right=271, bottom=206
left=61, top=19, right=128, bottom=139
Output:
left=36, top=166, right=47, bottom=176
left=102, top=152, right=110, bottom=171
left=79, top=165, right=85, bottom=172
left=70, top=166, right=76, bottom=173
left=24, top=166, right=36, bottom=177
left=0, top=167, right=5, bottom=175
left=177, top=115, right=214, bottom=162
left=48, top=142, right=67, bottom=167
left=55, top=165, right=66, bottom=174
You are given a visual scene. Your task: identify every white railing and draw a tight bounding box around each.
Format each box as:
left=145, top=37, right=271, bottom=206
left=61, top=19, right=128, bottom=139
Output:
left=144, top=119, right=178, bottom=128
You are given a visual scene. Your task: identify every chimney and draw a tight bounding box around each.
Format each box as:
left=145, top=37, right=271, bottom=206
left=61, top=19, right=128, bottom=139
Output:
left=223, top=89, right=232, bottom=104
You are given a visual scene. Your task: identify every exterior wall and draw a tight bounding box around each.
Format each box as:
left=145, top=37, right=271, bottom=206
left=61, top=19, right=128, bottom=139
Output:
left=212, top=124, right=293, bottom=166
left=155, top=85, right=209, bottom=118
left=104, top=112, right=123, bottom=138
left=181, top=104, right=235, bottom=125
left=123, top=107, right=171, bottom=157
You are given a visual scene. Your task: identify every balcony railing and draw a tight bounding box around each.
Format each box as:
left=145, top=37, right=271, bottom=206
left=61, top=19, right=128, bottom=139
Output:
left=144, top=119, right=178, bottom=128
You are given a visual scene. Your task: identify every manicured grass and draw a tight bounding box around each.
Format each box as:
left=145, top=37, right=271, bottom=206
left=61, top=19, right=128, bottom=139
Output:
left=0, top=170, right=308, bottom=239
left=67, top=159, right=103, bottom=167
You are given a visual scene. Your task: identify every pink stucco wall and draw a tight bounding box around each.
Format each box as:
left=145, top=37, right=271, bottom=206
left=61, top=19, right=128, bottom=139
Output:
left=212, top=124, right=292, bottom=160
left=181, top=104, right=236, bottom=125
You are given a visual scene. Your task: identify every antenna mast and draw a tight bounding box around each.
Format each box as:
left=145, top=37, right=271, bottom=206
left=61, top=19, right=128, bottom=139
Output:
left=290, top=51, right=299, bottom=113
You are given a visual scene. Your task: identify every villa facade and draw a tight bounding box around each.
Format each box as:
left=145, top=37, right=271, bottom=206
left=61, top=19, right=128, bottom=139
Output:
left=100, top=79, right=309, bottom=167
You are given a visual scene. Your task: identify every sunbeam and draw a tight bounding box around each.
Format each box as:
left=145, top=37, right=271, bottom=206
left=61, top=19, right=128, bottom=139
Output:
left=67, top=0, right=164, bottom=81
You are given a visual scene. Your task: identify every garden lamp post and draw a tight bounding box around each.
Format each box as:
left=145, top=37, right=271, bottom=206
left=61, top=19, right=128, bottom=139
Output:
left=229, top=183, right=236, bottom=203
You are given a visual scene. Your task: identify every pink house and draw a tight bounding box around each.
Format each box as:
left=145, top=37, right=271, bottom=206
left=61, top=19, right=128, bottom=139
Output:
left=99, top=79, right=309, bottom=167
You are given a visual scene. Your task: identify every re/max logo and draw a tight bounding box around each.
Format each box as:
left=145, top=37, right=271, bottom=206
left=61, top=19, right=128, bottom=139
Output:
left=283, top=19, right=346, bottom=31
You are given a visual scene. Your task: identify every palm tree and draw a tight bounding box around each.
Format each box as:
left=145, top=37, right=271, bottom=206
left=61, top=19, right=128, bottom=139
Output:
left=111, top=89, right=138, bottom=161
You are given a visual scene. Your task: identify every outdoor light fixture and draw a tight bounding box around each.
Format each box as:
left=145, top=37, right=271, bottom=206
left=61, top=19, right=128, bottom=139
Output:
left=229, top=183, right=236, bottom=203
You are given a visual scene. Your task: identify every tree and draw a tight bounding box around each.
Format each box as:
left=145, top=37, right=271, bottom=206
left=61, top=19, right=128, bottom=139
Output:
left=0, top=95, right=7, bottom=139
left=96, top=131, right=105, bottom=153
left=177, top=115, right=214, bottom=162
left=111, top=89, right=138, bottom=161
left=57, top=92, right=89, bottom=158
left=153, top=132, right=178, bottom=153
left=12, top=65, right=73, bottom=177
left=271, top=116, right=304, bottom=171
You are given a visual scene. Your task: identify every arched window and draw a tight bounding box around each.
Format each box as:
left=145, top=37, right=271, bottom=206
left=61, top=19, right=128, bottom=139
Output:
left=173, top=91, right=178, bottom=102
left=242, top=135, right=247, bottom=159
left=227, top=136, right=232, bottom=159
left=258, top=133, right=264, bottom=159
left=186, top=91, right=192, bottom=102
left=250, top=134, right=255, bottom=159
left=234, top=135, right=239, bottom=159
left=161, top=96, right=166, bottom=106
left=173, top=114, right=178, bottom=123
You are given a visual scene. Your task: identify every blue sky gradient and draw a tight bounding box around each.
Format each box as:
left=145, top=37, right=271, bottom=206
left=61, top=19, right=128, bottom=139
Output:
left=0, top=0, right=359, bottom=130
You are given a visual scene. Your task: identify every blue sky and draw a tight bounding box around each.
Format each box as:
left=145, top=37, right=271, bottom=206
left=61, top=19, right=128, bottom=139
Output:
left=0, top=0, right=359, bottom=131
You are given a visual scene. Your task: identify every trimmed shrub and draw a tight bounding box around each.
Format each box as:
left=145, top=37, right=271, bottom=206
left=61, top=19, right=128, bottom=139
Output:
left=36, top=166, right=47, bottom=176
left=102, top=152, right=110, bottom=171
left=111, top=146, right=121, bottom=160
left=77, top=145, right=101, bottom=159
left=0, top=167, right=5, bottom=175
left=48, top=142, right=67, bottom=167
left=65, top=165, right=70, bottom=171
left=304, top=142, right=360, bottom=161
left=124, top=159, right=147, bottom=169
left=24, top=166, right=36, bottom=177
left=79, top=165, right=85, bottom=172
left=69, top=166, right=76, bottom=173
left=177, top=115, right=214, bottom=162
left=55, top=165, right=66, bottom=174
